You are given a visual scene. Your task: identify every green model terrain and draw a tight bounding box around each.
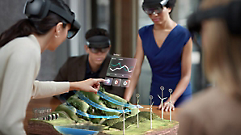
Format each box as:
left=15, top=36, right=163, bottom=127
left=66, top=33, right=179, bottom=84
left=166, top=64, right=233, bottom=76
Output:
left=28, top=87, right=178, bottom=135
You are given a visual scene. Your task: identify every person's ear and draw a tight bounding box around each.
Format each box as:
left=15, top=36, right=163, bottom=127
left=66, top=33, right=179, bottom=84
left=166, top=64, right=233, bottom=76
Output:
left=108, top=45, right=111, bottom=51
left=107, top=45, right=111, bottom=53
left=167, top=7, right=172, bottom=13
left=54, top=22, right=63, bottom=38
left=84, top=45, right=89, bottom=53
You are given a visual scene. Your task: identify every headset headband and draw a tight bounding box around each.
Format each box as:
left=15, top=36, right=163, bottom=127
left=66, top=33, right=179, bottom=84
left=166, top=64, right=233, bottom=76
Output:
left=187, top=0, right=241, bottom=35
left=23, top=0, right=80, bottom=38
left=142, top=0, right=169, bottom=8
left=86, top=36, right=110, bottom=48
left=160, top=0, right=169, bottom=6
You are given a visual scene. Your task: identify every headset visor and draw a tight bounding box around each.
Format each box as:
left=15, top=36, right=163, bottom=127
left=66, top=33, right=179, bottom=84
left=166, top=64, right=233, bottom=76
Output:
left=66, top=12, right=81, bottom=39
left=143, top=6, right=163, bottom=15
left=50, top=4, right=80, bottom=39
left=142, top=0, right=168, bottom=15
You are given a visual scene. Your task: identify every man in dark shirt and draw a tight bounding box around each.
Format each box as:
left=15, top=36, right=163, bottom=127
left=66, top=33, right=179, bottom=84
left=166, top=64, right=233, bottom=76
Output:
left=54, top=28, right=124, bottom=101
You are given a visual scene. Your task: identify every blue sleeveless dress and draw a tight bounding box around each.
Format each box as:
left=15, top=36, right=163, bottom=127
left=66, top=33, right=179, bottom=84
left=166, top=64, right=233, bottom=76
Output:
left=139, top=24, right=192, bottom=107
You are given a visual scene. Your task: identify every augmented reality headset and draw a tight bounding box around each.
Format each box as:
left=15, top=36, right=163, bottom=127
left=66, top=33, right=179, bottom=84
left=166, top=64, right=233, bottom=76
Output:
left=187, top=0, right=241, bottom=35
left=23, top=0, right=80, bottom=39
left=142, top=0, right=169, bottom=15
left=86, top=35, right=110, bottom=49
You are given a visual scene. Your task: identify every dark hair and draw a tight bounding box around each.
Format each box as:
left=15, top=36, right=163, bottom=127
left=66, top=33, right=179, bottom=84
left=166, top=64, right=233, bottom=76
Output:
left=85, top=28, right=109, bottom=40
left=0, top=0, right=71, bottom=48
left=165, top=0, right=176, bottom=9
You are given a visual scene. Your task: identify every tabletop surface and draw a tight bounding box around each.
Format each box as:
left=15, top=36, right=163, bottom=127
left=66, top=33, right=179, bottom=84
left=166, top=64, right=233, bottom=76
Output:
left=24, top=97, right=180, bottom=132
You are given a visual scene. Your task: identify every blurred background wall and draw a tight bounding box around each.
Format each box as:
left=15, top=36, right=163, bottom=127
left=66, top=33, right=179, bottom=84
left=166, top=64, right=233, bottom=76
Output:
left=0, top=0, right=207, bottom=105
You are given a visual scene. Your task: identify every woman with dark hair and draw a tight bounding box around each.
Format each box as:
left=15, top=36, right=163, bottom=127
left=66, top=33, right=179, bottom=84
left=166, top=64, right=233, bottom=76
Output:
left=124, top=0, right=193, bottom=111
left=0, top=0, right=103, bottom=134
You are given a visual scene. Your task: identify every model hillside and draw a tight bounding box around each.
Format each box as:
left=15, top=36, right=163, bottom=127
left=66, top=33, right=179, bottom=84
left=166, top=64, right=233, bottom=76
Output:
left=27, top=86, right=179, bottom=135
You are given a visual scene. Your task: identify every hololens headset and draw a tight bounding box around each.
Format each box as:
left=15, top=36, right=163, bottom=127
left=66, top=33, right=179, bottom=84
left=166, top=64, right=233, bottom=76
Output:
left=187, top=0, right=241, bottom=35
left=23, top=0, right=80, bottom=39
left=86, top=36, right=110, bottom=53
left=86, top=36, right=111, bottom=49
left=142, top=0, right=169, bottom=15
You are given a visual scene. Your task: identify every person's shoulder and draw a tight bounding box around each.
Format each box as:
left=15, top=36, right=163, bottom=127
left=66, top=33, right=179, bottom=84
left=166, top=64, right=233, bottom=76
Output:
left=173, top=25, right=191, bottom=41
left=106, top=54, right=112, bottom=60
left=139, top=24, right=153, bottom=32
left=176, top=24, right=191, bottom=35
left=10, top=36, right=39, bottom=51
left=180, top=87, right=218, bottom=114
left=139, top=24, right=153, bottom=30
left=8, top=36, right=41, bottom=63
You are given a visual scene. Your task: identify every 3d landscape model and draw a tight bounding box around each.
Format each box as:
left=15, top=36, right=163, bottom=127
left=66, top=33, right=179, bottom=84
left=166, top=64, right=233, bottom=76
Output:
left=27, top=87, right=179, bottom=135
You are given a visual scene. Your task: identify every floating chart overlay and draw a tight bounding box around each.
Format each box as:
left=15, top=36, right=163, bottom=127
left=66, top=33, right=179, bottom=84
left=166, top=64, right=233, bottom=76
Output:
left=106, top=57, right=137, bottom=78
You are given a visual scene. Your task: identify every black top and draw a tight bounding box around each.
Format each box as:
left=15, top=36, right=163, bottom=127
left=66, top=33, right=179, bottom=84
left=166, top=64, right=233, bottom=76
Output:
left=84, top=56, right=103, bottom=79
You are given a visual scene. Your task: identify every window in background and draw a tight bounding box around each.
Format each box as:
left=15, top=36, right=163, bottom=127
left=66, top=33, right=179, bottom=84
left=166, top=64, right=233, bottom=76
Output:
left=92, top=0, right=110, bottom=31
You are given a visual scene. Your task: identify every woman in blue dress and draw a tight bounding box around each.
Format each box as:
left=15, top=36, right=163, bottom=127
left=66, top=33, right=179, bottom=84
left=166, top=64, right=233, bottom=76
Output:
left=124, top=0, right=193, bottom=111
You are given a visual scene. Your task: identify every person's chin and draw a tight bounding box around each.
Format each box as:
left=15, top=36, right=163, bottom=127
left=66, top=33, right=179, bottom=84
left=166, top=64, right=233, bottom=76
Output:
left=152, top=19, right=164, bottom=25
left=154, top=21, right=164, bottom=25
left=94, top=60, right=104, bottom=65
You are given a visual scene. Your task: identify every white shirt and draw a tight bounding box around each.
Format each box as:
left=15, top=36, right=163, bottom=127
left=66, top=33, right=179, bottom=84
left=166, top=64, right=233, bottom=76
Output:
left=0, top=35, right=69, bottom=135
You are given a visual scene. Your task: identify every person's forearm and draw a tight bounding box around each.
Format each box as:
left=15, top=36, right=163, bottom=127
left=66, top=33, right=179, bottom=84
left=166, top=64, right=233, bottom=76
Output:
left=32, top=81, right=70, bottom=99
left=171, top=37, right=192, bottom=103
left=124, top=86, right=135, bottom=101
left=170, top=76, right=190, bottom=103
left=69, top=81, right=83, bottom=90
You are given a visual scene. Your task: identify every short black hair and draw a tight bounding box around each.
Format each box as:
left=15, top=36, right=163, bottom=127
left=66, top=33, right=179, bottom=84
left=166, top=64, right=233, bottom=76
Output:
left=85, top=28, right=109, bottom=40
left=165, top=0, right=176, bottom=9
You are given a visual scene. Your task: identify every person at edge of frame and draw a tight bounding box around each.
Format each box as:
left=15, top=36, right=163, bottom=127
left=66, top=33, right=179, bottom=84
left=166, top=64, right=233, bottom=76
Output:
left=178, top=0, right=241, bottom=135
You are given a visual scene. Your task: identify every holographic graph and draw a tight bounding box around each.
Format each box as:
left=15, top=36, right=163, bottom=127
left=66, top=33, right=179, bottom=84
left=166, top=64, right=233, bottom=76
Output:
left=106, top=56, right=137, bottom=78
left=109, top=63, right=134, bottom=73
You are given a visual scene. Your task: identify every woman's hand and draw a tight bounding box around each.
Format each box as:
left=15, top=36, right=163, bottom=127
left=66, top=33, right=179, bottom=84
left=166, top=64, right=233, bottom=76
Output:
left=158, top=99, right=176, bottom=112
left=70, top=78, right=105, bottom=94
